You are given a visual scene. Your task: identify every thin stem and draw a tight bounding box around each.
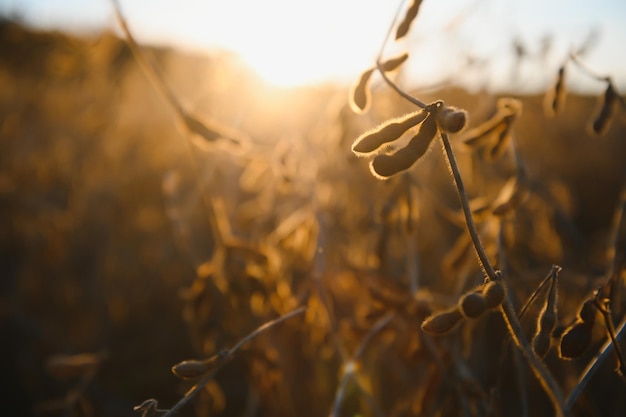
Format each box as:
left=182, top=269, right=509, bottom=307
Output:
left=518, top=265, right=561, bottom=321
left=593, top=298, right=626, bottom=377
left=568, top=54, right=611, bottom=83
left=353, top=312, right=394, bottom=360
left=330, top=313, right=392, bottom=417
left=566, top=315, right=626, bottom=410
left=111, top=0, right=184, bottom=115
left=329, top=371, right=353, bottom=417
left=110, top=0, right=229, bottom=250
left=230, top=306, right=306, bottom=353
left=439, top=130, right=568, bottom=416
left=439, top=131, right=497, bottom=280
left=499, top=300, right=569, bottom=417
left=162, top=306, right=306, bottom=417
left=375, top=0, right=427, bottom=109
left=376, top=65, right=427, bottom=109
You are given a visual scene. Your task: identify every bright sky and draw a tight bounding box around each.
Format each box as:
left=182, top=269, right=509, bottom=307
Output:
left=1, top=0, right=626, bottom=91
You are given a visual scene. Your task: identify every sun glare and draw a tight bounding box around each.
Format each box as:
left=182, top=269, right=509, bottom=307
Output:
left=178, top=1, right=396, bottom=89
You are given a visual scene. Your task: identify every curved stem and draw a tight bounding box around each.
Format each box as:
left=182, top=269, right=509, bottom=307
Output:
left=439, top=131, right=497, bottom=280
left=162, top=306, right=306, bottom=417
left=499, top=301, right=569, bottom=417
left=439, top=131, right=569, bottom=416
left=375, top=0, right=427, bottom=110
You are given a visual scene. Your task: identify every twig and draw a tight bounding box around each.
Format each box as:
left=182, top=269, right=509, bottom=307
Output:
left=375, top=0, right=427, bottom=110
left=498, top=300, right=569, bottom=417
left=518, top=265, right=561, bottom=321
left=593, top=291, right=626, bottom=377
left=162, top=306, right=306, bottom=417
left=329, top=312, right=393, bottom=417
left=110, top=0, right=185, bottom=116
left=569, top=54, right=610, bottom=83
left=439, top=132, right=497, bottom=280
left=439, top=130, right=569, bottom=416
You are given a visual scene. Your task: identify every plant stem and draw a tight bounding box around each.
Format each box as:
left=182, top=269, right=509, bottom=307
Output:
left=162, top=306, right=306, bottom=417
left=566, top=315, right=626, bottom=410
left=439, top=131, right=569, bottom=417
left=499, top=301, right=569, bottom=417
left=439, top=132, right=497, bottom=280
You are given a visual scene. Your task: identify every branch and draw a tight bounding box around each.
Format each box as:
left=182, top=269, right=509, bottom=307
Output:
left=160, top=306, right=306, bottom=417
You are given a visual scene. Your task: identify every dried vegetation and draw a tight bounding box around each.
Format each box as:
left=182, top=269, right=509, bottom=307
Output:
left=2, top=0, right=626, bottom=416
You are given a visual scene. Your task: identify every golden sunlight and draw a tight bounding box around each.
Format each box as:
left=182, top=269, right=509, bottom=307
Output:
left=170, top=1, right=398, bottom=88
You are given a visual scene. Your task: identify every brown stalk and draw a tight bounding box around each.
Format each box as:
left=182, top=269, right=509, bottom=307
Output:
left=374, top=11, right=569, bottom=410
left=158, top=306, right=306, bottom=417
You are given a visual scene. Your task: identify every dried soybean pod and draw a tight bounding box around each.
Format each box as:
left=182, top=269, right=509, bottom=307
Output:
left=459, top=290, right=487, bottom=319
left=545, top=65, right=566, bottom=117
left=591, top=82, right=619, bottom=136
left=350, top=67, right=375, bottom=114
left=380, top=52, right=410, bottom=72
left=559, top=321, right=594, bottom=359
left=396, top=0, right=423, bottom=40
left=352, top=110, right=428, bottom=156
left=486, top=114, right=516, bottom=160
left=533, top=273, right=558, bottom=358
left=460, top=112, right=508, bottom=149
left=578, top=299, right=597, bottom=324
left=437, top=106, right=468, bottom=133
left=482, top=279, right=505, bottom=309
left=533, top=331, right=552, bottom=359
left=421, top=306, right=464, bottom=335
left=369, top=114, right=437, bottom=178
left=171, top=350, right=229, bottom=379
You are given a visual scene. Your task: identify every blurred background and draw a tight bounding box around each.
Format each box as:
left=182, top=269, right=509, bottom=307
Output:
left=1, top=1, right=626, bottom=416
left=1, top=0, right=626, bottom=90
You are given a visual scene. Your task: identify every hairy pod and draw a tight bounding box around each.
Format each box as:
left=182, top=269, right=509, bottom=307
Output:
left=459, top=291, right=487, bottom=319
left=421, top=306, right=464, bottom=335
left=559, top=321, right=594, bottom=359
left=352, top=110, right=428, bottom=156
left=591, top=82, right=619, bottom=136
left=533, top=330, right=552, bottom=358
left=578, top=299, right=597, bottom=324
left=395, top=0, right=423, bottom=40
left=533, top=306, right=557, bottom=358
left=460, top=100, right=519, bottom=151
left=545, top=65, right=566, bottom=117
left=350, top=68, right=375, bottom=114
left=171, top=350, right=229, bottom=379
left=438, top=106, right=468, bottom=133
left=380, top=52, right=410, bottom=72
left=369, top=113, right=437, bottom=179
left=485, top=113, right=516, bottom=160
left=533, top=269, right=558, bottom=357
left=482, top=280, right=505, bottom=309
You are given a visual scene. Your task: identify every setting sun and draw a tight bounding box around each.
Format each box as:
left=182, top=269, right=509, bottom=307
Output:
left=107, top=0, right=399, bottom=88
left=184, top=1, right=397, bottom=88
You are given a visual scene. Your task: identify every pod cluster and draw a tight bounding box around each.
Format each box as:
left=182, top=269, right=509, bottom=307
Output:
left=421, top=279, right=505, bottom=335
